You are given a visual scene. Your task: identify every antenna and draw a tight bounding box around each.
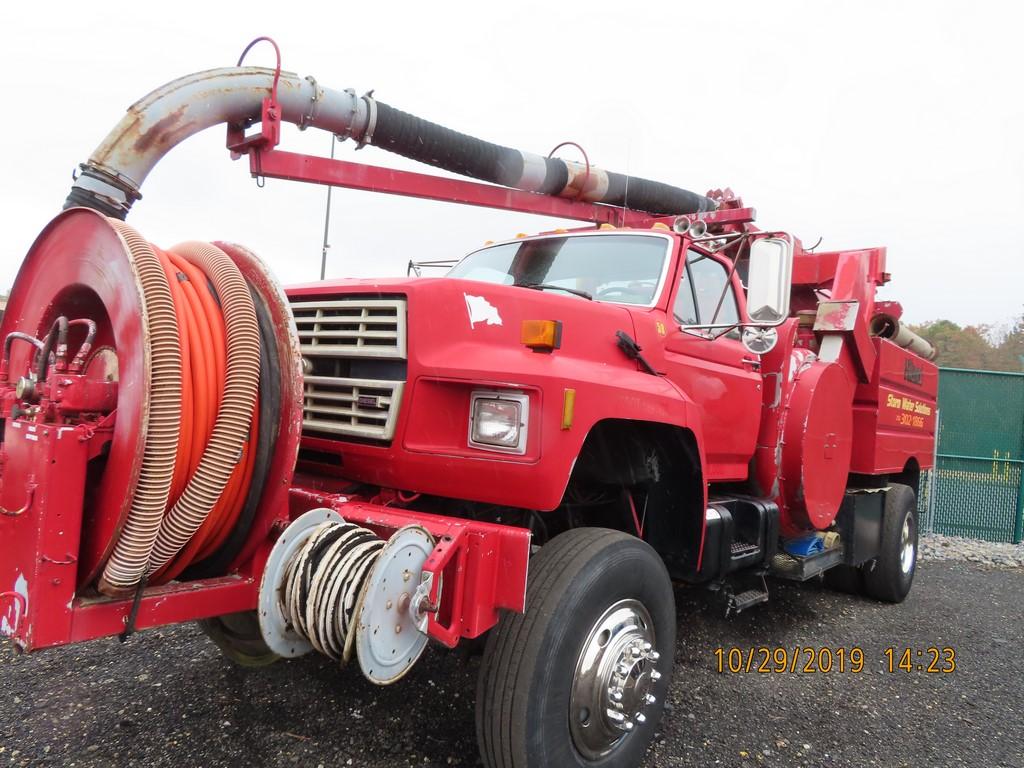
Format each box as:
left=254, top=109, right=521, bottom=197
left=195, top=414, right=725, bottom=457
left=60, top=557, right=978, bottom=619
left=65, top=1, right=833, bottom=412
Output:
left=319, top=134, right=336, bottom=280
left=620, top=137, right=631, bottom=227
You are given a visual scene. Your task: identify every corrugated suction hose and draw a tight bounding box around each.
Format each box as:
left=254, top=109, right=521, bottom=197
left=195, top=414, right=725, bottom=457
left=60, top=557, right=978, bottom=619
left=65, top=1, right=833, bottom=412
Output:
left=99, top=222, right=182, bottom=595
left=96, top=232, right=260, bottom=596
left=147, top=241, right=261, bottom=574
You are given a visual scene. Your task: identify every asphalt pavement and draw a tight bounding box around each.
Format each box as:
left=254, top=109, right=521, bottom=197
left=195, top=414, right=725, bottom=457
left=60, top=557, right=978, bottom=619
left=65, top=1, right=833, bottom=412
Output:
left=1, top=561, right=1021, bottom=767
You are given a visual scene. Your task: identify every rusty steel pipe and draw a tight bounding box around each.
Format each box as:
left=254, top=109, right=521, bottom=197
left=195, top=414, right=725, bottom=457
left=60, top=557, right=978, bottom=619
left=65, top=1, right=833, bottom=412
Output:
left=66, top=67, right=367, bottom=216
left=65, top=66, right=715, bottom=218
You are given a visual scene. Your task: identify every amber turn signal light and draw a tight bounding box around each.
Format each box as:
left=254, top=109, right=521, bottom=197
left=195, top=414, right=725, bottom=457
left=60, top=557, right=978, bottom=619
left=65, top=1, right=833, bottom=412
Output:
left=521, top=320, right=562, bottom=351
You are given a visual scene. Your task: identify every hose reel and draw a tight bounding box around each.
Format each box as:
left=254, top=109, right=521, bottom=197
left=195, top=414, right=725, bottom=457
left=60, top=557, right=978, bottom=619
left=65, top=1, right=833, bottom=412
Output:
left=0, top=208, right=279, bottom=595
left=258, top=508, right=437, bottom=685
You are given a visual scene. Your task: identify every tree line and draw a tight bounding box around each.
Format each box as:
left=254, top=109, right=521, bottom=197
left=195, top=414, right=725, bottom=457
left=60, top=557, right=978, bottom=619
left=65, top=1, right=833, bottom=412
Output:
left=909, top=313, right=1024, bottom=373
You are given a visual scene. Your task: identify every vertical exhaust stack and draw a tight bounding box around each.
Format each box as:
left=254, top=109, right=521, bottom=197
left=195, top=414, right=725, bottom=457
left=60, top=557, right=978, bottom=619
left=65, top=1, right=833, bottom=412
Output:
left=64, top=66, right=716, bottom=219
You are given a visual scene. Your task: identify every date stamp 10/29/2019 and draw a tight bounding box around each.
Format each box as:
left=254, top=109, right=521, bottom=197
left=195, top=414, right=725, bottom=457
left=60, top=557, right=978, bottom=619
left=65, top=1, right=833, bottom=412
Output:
left=713, top=646, right=957, bottom=675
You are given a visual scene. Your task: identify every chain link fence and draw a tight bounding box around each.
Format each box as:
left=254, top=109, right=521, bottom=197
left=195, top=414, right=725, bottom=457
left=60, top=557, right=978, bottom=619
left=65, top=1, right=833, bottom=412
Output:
left=918, top=368, right=1024, bottom=543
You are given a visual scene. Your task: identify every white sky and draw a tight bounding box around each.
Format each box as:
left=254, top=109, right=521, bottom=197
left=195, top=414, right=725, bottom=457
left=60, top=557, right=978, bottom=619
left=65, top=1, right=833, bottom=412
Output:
left=3, top=1, right=1022, bottom=326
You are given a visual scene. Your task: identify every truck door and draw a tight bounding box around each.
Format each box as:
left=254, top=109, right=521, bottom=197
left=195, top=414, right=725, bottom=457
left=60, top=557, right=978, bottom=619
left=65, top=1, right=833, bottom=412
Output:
left=663, top=249, right=762, bottom=482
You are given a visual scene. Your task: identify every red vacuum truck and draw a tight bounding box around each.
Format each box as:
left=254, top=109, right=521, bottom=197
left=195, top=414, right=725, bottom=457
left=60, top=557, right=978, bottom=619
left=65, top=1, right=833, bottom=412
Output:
left=0, top=40, right=937, bottom=768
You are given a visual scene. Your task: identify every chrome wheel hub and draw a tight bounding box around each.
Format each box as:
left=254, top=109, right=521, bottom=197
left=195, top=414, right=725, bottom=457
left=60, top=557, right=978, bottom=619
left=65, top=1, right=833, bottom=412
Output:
left=900, top=513, right=916, bottom=575
left=569, top=599, right=660, bottom=760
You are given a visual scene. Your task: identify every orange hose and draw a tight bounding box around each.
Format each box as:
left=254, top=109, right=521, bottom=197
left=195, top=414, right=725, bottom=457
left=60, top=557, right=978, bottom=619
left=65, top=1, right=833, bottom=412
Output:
left=175, top=267, right=218, bottom=448
left=144, top=242, right=260, bottom=585
left=159, top=405, right=258, bottom=580
left=168, top=252, right=226, bottom=403
left=199, top=407, right=259, bottom=557
left=156, top=249, right=194, bottom=505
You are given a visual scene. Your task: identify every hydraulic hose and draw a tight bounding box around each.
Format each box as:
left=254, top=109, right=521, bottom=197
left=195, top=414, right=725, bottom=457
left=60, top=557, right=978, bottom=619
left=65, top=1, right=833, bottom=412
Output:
left=65, top=66, right=715, bottom=218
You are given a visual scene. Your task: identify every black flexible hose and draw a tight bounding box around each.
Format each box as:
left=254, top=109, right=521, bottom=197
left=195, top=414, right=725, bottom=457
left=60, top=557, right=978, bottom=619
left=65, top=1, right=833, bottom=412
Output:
left=372, top=101, right=715, bottom=215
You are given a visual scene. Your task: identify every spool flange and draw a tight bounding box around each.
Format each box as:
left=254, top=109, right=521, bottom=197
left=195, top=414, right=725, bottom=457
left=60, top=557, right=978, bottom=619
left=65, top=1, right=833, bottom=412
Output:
left=355, top=525, right=435, bottom=685
left=258, top=507, right=343, bottom=657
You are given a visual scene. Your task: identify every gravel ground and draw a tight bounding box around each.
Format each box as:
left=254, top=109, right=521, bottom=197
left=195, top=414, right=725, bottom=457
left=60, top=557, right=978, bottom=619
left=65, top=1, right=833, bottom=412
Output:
left=1, top=559, right=1021, bottom=768
left=920, top=533, right=1024, bottom=569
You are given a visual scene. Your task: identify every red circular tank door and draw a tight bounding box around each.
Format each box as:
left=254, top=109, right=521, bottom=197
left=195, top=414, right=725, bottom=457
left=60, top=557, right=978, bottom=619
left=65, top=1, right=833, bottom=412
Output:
left=780, top=360, right=854, bottom=533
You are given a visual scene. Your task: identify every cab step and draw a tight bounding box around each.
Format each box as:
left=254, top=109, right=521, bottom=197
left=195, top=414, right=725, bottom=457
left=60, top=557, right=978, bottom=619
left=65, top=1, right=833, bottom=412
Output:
left=725, top=574, right=770, bottom=616
left=729, top=588, right=769, bottom=614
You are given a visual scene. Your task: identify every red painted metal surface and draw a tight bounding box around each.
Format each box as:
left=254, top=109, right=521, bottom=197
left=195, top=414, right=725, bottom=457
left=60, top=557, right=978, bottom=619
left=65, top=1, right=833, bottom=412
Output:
left=851, top=338, right=938, bottom=474
left=251, top=149, right=654, bottom=227
left=0, top=210, right=150, bottom=589
left=287, top=271, right=710, bottom=512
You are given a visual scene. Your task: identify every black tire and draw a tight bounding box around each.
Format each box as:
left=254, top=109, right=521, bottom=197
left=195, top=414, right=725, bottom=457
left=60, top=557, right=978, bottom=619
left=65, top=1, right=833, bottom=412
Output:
left=862, top=483, right=918, bottom=603
left=198, top=611, right=280, bottom=667
left=823, top=564, right=863, bottom=595
left=476, top=528, right=675, bottom=768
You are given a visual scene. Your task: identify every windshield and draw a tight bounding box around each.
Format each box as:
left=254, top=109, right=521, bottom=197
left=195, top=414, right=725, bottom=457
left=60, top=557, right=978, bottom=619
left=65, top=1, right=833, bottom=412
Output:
left=447, top=234, right=670, bottom=305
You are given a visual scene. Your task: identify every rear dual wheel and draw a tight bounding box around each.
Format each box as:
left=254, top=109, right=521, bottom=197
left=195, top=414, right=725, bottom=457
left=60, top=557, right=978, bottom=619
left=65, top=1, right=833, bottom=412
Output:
left=477, top=528, right=675, bottom=768
left=862, top=484, right=918, bottom=603
left=824, top=483, right=918, bottom=603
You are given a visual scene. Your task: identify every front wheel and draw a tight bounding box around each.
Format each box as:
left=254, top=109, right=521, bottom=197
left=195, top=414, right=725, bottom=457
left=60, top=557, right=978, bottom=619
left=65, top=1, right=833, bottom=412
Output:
left=197, top=611, right=280, bottom=667
left=476, top=528, right=676, bottom=768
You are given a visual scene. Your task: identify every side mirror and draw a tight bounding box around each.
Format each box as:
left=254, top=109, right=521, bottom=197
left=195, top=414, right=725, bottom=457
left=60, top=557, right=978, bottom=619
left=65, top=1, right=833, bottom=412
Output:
left=746, top=237, right=794, bottom=325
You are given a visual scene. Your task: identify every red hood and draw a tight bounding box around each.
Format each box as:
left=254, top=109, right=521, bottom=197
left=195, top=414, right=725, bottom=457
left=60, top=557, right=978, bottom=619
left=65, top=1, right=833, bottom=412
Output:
left=286, top=276, right=641, bottom=376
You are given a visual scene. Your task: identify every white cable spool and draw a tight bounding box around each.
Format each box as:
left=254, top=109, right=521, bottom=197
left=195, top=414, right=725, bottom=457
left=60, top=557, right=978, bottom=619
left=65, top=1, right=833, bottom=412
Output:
left=354, top=525, right=436, bottom=685
left=258, top=507, right=343, bottom=657
left=260, top=509, right=437, bottom=684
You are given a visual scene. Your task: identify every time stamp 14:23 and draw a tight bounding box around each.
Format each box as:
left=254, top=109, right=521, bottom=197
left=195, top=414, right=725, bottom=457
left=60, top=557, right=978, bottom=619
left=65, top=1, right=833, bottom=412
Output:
left=713, top=647, right=957, bottom=674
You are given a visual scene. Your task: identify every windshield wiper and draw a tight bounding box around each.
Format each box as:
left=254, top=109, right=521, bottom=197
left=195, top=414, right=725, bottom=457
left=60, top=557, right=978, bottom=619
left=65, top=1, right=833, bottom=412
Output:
left=517, top=282, right=593, bottom=300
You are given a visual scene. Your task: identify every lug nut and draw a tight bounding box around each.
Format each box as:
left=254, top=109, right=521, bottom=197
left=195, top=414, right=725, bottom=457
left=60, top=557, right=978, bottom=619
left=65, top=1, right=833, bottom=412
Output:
left=623, top=721, right=634, bottom=731
left=610, top=691, right=623, bottom=702
left=645, top=693, right=657, bottom=705
left=650, top=670, right=662, bottom=681
left=607, top=709, right=625, bottom=722
left=649, top=651, right=661, bottom=662
left=642, top=641, right=652, bottom=652
left=636, top=713, right=647, bottom=724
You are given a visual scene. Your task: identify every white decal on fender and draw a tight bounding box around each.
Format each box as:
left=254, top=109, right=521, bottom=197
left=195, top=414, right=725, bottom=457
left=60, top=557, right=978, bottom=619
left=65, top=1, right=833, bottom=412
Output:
left=464, top=294, right=503, bottom=328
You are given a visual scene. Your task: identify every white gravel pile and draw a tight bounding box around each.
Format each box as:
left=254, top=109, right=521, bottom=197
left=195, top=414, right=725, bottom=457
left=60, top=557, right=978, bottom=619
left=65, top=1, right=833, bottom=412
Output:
left=919, top=533, right=1024, bottom=569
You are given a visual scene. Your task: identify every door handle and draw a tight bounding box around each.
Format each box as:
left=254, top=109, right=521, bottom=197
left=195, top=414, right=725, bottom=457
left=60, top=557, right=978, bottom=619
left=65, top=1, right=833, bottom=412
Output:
left=741, top=357, right=762, bottom=371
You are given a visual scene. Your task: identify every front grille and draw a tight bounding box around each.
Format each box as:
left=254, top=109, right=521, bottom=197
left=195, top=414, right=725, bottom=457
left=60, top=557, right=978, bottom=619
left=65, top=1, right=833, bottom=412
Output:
left=291, top=298, right=407, bottom=359
left=289, top=296, right=408, bottom=442
left=302, top=376, right=405, bottom=440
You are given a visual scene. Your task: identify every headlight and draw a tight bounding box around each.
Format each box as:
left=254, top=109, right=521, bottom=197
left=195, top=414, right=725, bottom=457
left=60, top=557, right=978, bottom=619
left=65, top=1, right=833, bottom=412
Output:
left=469, top=390, right=530, bottom=454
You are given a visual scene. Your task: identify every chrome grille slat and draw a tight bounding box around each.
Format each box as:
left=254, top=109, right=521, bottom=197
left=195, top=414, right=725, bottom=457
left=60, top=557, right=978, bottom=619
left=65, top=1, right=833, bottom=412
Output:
left=300, top=377, right=405, bottom=440
left=289, top=297, right=408, bottom=442
left=291, top=297, right=407, bottom=359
